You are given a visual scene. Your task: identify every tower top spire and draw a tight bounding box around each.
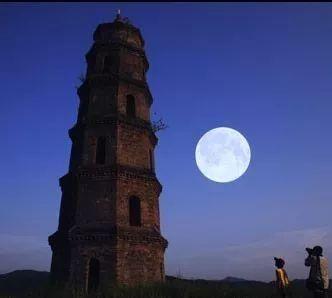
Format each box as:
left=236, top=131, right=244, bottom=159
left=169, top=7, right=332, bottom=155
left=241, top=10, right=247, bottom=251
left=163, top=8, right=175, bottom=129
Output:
left=94, top=11, right=144, bottom=46
left=114, top=9, right=131, bottom=25
left=115, top=9, right=121, bottom=21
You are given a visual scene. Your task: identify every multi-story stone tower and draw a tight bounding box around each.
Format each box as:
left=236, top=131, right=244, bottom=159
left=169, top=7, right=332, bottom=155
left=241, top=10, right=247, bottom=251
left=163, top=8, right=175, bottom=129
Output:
left=48, top=13, right=168, bottom=291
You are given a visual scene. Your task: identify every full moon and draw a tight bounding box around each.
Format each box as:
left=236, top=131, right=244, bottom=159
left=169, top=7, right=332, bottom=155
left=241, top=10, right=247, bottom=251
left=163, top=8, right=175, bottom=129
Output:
left=195, top=127, right=251, bottom=183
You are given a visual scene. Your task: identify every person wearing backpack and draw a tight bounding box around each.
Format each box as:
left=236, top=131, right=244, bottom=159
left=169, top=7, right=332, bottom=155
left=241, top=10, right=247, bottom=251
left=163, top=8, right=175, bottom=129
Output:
left=305, top=246, right=329, bottom=298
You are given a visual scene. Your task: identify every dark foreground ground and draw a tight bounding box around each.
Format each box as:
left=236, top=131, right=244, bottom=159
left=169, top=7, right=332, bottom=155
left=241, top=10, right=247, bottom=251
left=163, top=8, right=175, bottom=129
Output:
left=0, top=270, right=323, bottom=298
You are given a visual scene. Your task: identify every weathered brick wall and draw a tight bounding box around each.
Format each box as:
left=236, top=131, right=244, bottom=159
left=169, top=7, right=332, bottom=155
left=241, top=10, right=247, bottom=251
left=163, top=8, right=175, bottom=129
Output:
left=75, top=179, right=116, bottom=226
left=119, top=51, right=145, bottom=81
left=69, top=243, right=117, bottom=290
left=49, top=236, right=71, bottom=283
left=117, top=124, right=154, bottom=170
left=116, top=239, right=165, bottom=285
left=116, top=176, right=160, bottom=229
left=87, top=86, right=117, bottom=118
left=81, top=124, right=117, bottom=166
left=117, top=83, right=150, bottom=121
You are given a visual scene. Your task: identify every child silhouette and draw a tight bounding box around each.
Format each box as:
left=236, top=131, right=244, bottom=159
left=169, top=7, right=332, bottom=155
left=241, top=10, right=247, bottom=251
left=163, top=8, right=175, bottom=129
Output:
left=274, top=257, right=291, bottom=298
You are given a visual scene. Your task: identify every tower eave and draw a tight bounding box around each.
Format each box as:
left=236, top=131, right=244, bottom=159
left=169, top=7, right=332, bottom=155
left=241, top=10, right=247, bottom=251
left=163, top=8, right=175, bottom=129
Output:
left=93, top=22, right=145, bottom=48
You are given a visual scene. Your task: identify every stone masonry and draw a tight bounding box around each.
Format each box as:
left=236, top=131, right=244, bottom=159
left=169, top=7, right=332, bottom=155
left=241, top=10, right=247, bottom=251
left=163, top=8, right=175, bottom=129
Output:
left=48, top=13, right=168, bottom=291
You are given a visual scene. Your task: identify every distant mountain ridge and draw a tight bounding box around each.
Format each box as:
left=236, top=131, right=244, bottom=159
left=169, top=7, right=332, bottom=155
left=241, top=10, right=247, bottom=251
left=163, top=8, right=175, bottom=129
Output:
left=222, top=276, right=252, bottom=283
left=0, top=270, right=49, bottom=296
left=167, top=275, right=270, bottom=284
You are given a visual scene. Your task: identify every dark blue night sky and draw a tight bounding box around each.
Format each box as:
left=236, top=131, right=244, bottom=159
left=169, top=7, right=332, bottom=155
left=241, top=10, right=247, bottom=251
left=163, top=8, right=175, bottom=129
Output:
left=1, top=3, right=332, bottom=281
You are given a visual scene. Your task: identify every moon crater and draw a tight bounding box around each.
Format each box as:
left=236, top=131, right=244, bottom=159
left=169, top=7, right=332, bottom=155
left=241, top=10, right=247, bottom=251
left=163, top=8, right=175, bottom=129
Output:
left=195, top=127, right=251, bottom=183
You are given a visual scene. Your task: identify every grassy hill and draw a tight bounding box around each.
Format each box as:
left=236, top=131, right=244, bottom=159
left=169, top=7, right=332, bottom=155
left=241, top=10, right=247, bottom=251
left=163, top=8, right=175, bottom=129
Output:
left=0, top=270, right=49, bottom=297
left=0, top=270, right=317, bottom=298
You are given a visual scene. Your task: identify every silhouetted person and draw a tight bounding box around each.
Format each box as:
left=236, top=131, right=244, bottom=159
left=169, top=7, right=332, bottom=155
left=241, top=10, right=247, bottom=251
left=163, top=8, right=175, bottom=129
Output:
left=305, top=246, right=329, bottom=298
left=274, top=257, right=290, bottom=298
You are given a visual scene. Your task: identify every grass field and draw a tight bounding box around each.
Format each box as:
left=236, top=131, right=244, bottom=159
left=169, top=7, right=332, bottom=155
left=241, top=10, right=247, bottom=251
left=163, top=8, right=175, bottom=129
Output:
left=0, top=271, right=318, bottom=298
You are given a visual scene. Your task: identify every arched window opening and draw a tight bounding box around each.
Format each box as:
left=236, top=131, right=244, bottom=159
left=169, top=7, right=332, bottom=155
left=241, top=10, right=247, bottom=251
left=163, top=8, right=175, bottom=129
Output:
left=149, top=149, right=154, bottom=171
left=129, top=196, right=141, bottom=227
left=102, top=56, right=111, bottom=73
left=95, top=136, right=106, bottom=165
left=87, top=258, right=100, bottom=293
left=126, top=95, right=136, bottom=118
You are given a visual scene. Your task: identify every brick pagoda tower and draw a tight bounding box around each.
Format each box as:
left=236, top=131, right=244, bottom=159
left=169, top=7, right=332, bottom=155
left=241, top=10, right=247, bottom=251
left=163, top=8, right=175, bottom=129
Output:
left=49, top=12, right=168, bottom=291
